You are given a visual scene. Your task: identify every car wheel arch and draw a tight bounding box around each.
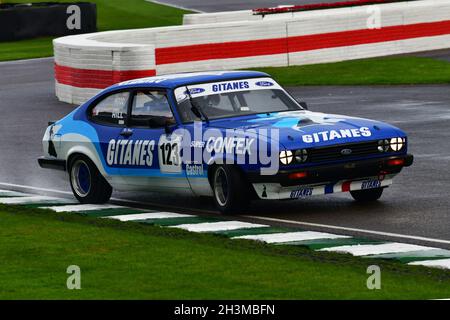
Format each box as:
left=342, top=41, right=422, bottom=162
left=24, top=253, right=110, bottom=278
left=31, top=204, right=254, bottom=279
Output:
left=207, top=163, right=256, bottom=198
left=65, top=141, right=104, bottom=168
left=67, top=151, right=99, bottom=174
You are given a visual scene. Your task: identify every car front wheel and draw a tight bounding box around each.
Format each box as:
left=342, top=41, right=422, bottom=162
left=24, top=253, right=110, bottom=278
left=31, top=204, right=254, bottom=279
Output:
left=350, top=187, right=384, bottom=202
left=69, top=155, right=112, bottom=204
left=212, top=165, right=249, bottom=214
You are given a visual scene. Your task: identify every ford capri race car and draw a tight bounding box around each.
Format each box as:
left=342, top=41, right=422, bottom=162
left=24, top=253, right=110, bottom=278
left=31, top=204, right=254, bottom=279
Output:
left=39, top=71, right=413, bottom=213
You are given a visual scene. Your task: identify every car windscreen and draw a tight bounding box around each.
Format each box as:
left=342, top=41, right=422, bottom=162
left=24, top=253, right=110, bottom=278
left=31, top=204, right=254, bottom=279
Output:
left=174, top=78, right=302, bottom=122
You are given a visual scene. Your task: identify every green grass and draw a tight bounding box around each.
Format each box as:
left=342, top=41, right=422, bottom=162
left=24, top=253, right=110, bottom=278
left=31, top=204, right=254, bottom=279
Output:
left=0, top=0, right=190, bottom=61
left=1, top=204, right=450, bottom=299
left=254, top=56, right=450, bottom=85
left=0, top=37, right=56, bottom=61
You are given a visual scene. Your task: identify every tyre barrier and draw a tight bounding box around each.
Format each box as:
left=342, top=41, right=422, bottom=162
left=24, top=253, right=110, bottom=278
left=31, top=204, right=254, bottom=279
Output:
left=54, top=0, right=450, bottom=105
left=0, top=2, right=96, bottom=42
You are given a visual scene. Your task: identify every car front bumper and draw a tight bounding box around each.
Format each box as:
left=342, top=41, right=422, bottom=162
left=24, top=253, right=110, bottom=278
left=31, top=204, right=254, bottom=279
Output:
left=249, top=154, right=413, bottom=200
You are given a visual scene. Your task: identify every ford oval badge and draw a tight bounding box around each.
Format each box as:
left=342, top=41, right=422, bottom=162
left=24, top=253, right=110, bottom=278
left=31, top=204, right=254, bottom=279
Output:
left=255, top=81, right=274, bottom=87
left=186, top=88, right=205, bottom=95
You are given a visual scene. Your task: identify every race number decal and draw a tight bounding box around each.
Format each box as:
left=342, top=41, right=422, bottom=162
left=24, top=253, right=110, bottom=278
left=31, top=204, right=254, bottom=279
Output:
left=158, top=135, right=182, bottom=173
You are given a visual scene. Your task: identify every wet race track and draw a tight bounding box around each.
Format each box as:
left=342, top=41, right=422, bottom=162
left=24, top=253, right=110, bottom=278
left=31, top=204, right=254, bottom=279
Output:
left=1, top=58, right=450, bottom=248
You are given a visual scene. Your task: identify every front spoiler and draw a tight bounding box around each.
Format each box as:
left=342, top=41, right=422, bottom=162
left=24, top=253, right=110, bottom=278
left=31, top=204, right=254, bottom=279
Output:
left=247, top=154, right=413, bottom=186
left=252, top=174, right=395, bottom=200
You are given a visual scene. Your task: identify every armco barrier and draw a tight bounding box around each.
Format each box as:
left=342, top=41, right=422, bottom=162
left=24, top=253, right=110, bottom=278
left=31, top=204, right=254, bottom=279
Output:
left=54, top=0, right=450, bottom=104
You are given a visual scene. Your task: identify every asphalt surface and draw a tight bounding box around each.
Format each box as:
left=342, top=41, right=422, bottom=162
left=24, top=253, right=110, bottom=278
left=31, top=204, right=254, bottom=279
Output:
left=1, top=57, right=450, bottom=248
left=153, top=0, right=345, bottom=12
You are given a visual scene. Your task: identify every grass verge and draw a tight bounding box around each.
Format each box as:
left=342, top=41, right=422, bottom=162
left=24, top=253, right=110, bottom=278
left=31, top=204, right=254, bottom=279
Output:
left=254, top=56, right=450, bottom=86
left=0, top=204, right=449, bottom=299
left=0, top=0, right=190, bottom=62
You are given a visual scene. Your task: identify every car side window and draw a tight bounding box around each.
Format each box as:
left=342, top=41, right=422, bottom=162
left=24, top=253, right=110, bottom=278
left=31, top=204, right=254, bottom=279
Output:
left=130, top=90, right=175, bottom=127
left=91, top=91, right=129, bottom=126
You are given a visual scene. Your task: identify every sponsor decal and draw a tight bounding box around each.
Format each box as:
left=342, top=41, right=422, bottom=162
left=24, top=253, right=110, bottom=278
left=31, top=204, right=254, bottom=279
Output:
left=190, top=141, right=205, bottom=148
left=290, top=187, right=314, bottom=199
left=341, top=148, right=352, bottom=155
left=361, top=179, right=382, bottom=190
left=174, top=77, right=282, bottom=103
left=205, top=137, right=255, bottom=155
left=212, top=81, right=249, bottom=93
left=302, top=127, right=372, bottom=143
left=106, top=139, right=155, bottom=167
left=158, top=135, right=182, bottom=173
left=186, top=163, right=204, bottom=176
left=255, top=81, right=274, bottom=87
left=111, top=112, right=125, bottom=119
left=185, top=88, right=205, bottom=95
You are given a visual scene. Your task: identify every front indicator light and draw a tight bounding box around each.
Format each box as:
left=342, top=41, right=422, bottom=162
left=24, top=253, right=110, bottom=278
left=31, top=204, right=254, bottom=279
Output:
left=279, top=150, right=293, bottom=165
left=288, top=171, right=308, bottom=179
left=387, top=158, right=405, bottom=166
left=390, top=137, right=405, bottom=151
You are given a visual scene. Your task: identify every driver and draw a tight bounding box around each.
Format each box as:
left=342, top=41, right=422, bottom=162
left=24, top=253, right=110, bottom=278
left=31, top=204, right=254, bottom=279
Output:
left=204, top=94, right=220, bottom=108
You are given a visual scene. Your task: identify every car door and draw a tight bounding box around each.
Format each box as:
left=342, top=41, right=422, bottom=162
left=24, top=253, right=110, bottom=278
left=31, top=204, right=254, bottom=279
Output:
left=117, top=88, right=190, bottom=193
left=89, top=90, right=132, bottom=187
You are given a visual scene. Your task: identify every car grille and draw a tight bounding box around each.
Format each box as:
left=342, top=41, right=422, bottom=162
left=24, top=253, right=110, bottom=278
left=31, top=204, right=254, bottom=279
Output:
left=308, top=140, right=380, bottom=163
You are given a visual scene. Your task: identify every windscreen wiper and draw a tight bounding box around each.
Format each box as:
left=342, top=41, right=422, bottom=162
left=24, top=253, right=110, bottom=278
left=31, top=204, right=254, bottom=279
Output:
left=185, top=86, right=209, bottom=123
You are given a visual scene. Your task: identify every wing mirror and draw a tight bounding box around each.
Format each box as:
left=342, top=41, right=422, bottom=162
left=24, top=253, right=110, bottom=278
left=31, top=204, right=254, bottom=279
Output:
left=296, top=100, right=308, bottom=110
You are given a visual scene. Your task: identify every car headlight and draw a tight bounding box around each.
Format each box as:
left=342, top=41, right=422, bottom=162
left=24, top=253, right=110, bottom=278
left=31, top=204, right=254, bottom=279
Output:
left=378, top=137, right=405, bottom=152
left=378, top=139, right=390, bottom=152
left=390, top=137, right=405, bottom=151
left=295, top=149, right=308, bottom=163
left=279, top=150, right=293, bottom=165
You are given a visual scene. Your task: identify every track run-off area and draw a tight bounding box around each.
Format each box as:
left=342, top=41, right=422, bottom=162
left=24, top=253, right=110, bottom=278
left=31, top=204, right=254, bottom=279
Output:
left=2, top=56, right=450, bottom=250
left=1, top=188, right=450, bottom=271
left=1, top=57, right=450, bottom=251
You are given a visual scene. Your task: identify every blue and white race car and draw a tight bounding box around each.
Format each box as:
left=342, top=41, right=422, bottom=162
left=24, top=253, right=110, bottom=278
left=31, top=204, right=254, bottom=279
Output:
left=39, top=71, right=413, bottom=213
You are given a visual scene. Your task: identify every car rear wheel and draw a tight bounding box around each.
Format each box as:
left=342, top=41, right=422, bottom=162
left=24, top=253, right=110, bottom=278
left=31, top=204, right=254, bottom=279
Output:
left=69, top=155, right=112, bottom=204
left=212, top=165, right=249, bottom=214
left=350, top=187, right=384, bottom=202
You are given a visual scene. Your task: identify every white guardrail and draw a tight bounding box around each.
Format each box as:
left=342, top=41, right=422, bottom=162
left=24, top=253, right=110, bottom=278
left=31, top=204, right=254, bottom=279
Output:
left=54, top=0, right=450, bottom=104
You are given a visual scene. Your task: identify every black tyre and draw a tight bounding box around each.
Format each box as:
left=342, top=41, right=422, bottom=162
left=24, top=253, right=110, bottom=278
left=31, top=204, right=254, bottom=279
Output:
left=350, top=187, right=384, bottom=202
left=69, top=155, right=112, bottom=204
left=211, top=165, right=250, bottom=214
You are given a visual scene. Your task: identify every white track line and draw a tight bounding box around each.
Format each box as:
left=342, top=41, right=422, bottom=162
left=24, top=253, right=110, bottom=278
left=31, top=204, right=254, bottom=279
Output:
left=319, top=242, right=438, bottom=256
left=0, top=182, right=73, bottom=195
left=243, top=215, right=450, bottom=246
left=0, top=196, right=72, bottom=205
left=146, top=0, right=205, bottom=13
left=233, top=231, right=351, bottom=243
left=0, top=189, right=29, bottom=197
left=0, top=57, right=53, bottom=66
left=41, top=204, right=125, bottom=212
left=105, top=212, right=193, bottom=221
left=408, top=258, right=450, bottom=269
left=172, top=221, right=268, bottom=232
left=2, top=182, right=450, bottom=247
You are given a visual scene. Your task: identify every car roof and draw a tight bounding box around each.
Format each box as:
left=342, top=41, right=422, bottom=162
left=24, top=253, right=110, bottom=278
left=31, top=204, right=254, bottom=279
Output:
left=110, top=70, right=270, bottom=90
